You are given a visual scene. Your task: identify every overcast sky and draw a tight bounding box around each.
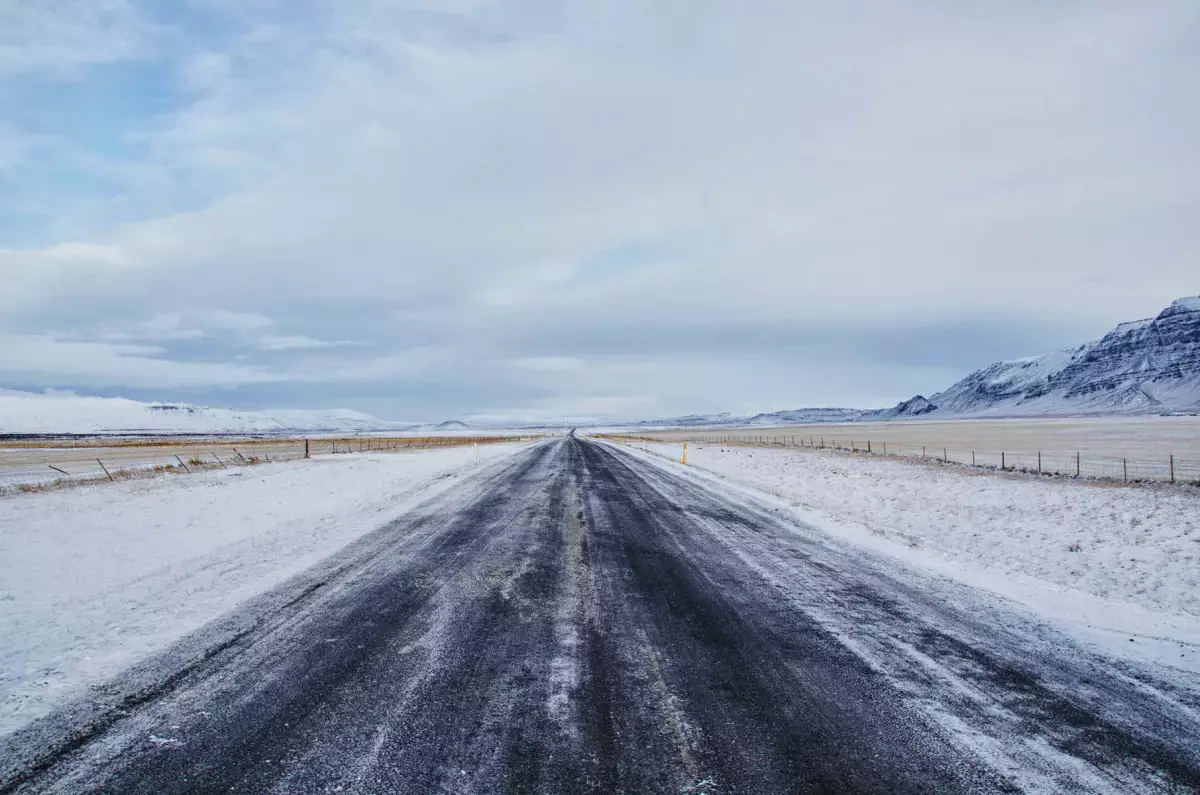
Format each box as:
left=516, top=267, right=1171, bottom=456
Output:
left=2, top=1, right=1198, bottom=422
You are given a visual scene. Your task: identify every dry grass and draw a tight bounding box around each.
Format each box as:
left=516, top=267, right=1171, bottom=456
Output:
left=2, top=460, right=233, bottom=497
left=601, top=434, right=1200, bottom=491
left=0, top=434, right=536, bottom=498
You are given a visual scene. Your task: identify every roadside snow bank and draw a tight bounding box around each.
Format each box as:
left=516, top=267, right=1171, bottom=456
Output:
left=633, top=442, right=1200, bottom=619
left=0, top=443, right=528, bottom=737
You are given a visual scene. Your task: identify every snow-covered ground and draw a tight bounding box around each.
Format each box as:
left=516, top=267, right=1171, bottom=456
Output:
left=624, top=441, right=1200, bottom=668
left=0, top=388, right=417, bottom=434
left=0, top=442, right=529, bottom=737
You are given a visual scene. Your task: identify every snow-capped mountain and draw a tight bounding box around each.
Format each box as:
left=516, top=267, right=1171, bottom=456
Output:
left=626, top=296, right=1200, bottom=427
left=744, top=407, right=865, bottom=425
left=877, top=296, right=1200, bottom=419
left=0, top=391, right=420, bottom=434
left=629, top=408, right=865, bottom=428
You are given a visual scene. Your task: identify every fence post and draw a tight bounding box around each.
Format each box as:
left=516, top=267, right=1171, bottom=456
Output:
left=922, top=446, right=926, bottom=459
left=944, top=447, right=948, bottom=462
left=868, top=440, right=872, bottom=453
left=1075, top=452, right=1079, bottom=478
left=1001, top=452, right=1005, bottom=470
left=212, top=453, right=227, bottom=469
left=48, top=465, right=71, bottom=478
left=1123, top=458, right=1127, bottom=483
left=97, top=458, right=115, bottom=482
left=1170, top=454, right=1174, bottom=484
left=882, top=441, right=886, bottom=455
left=1037, top=452, right=1041, bottom=474
left=176, top=456, right=191, bottom=473
left=305, top=439, right=310, bottom=459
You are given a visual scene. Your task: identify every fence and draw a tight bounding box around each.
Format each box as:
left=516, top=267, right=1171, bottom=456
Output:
left=603, top=433, right=1199, bottom=485
left=0, top=435, right=537, bottom=495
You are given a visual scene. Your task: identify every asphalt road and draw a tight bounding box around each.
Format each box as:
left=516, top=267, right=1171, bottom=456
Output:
left=3, top=437, right=1199, bottom=794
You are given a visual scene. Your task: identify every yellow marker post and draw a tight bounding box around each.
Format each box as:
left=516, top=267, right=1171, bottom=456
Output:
left=682, top=443, right=688, bottom=465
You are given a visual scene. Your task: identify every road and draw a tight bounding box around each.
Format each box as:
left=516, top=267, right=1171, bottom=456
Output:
left=3, top=437, right=1199, bottom=794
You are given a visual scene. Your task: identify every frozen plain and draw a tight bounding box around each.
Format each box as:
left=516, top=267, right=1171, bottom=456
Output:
left=0, top=443, right=531, bottom=737
left=1, top=436, right=1198, bottom=793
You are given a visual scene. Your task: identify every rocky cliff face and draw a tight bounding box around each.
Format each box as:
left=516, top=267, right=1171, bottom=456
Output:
left=892, top=296, right=1200, bottom=418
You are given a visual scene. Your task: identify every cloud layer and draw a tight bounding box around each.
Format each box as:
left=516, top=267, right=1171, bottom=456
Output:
left=3, top=1, right=1198, bottom=421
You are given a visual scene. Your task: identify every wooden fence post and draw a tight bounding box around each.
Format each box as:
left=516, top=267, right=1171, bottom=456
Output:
left=305, top=439, right=310, bottom=459
left=1001, top=452, right=1005, bottom=470
left=971, top=451, right=976, bottom=466
left=48, top=465, right=71, bottom=478
left=1075, top=452, right=1080, bottom=478
left=97, top=458, right=115, bottom=482
left=1037, top=452, right=1041, bottom=474
left=1123, top=458, right=1127, bottom=482
left=922, top=445, right=926, bottom=459
left=176, top=456, right=191, bottom=473
left=1170, top=454, right=1175, bottom=484
left=212, top=453, right=227, bottom=469
left=944, top=447, right=948, bottom=462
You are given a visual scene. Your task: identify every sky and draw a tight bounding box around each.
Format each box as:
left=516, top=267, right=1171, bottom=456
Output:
left=1, top=1, right=1198, bottom=423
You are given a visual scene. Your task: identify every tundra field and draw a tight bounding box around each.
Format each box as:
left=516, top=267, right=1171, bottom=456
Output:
left=0, top=433, right=540, bottom=489
left=635, top=415, right=1200, bottom=482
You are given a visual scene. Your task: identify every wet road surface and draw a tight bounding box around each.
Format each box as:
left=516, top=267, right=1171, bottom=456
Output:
left=3, top=437, right=1199, bottom=794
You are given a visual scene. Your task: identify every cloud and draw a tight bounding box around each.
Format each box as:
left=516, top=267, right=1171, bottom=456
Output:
left=256, top=335, right=362, bottom=351
left=0, top=334, right=282, bottom=389
left=0, top=0, right=150, bottom=77
left=509, top=357, right=585, bottom=372
left=2, top=1, right=1199, bottom=419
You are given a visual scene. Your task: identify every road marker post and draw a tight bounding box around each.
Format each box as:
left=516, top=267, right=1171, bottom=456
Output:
left=682, top=443, right=688, bottom=465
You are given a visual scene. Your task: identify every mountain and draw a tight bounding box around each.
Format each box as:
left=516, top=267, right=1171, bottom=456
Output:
left=629, top=408, right=865, bottom=428
left=624, top=296, right=1200, bottom=427
left=434, top=420, right=470, bottom=430
left=878, top=296, right=1200, bottom=419
left=633, top=413, right=744, bottom=428
left=0, top=391, right=420, bottom=435
left=745, top=407, right=865, bottom=425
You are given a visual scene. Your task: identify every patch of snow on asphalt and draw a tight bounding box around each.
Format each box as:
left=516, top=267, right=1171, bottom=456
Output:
left=0, top=443, right=528, bottom=737
left=625, top=441, right=1200, bottom=670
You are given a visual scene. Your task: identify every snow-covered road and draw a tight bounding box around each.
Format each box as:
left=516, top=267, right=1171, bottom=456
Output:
left=2, top=437, right=1199, bottom=793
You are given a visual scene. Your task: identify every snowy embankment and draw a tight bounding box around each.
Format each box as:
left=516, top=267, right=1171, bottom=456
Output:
left=0, top=442, right=528, bottom=737
left=625, top=441, right=1200, bottom=664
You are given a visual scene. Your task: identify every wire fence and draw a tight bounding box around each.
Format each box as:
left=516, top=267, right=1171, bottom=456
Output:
left=0, top=435, right=538, bottom=495
left=603, top=433, right=1200, bottom=486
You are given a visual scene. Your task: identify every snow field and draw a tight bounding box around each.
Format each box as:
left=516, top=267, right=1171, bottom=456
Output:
left=627, top=441, right=1200, bottom=663
left=0, top=442, right=530, bottom=737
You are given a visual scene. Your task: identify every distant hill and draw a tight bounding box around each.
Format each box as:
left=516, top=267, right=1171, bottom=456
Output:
left=434, top=420, right=470, bottom=430
left=872, top=296, right=1200, bottom=419
left=0, top=391, right=420, bottom=435
left=628, top=296, right=1200, bottom=428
